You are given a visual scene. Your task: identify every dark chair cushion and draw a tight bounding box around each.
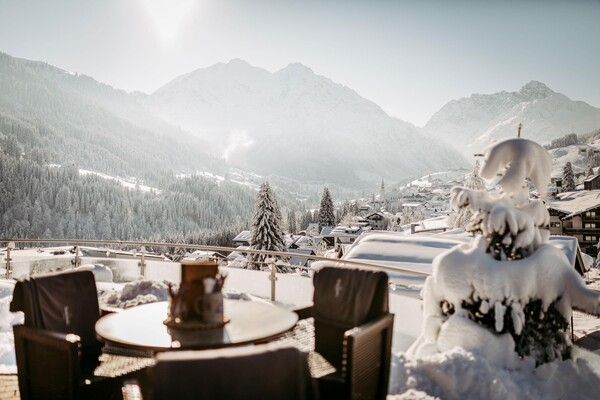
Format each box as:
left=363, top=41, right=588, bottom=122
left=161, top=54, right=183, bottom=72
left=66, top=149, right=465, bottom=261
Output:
left=10, top=270, right=102, bottom=363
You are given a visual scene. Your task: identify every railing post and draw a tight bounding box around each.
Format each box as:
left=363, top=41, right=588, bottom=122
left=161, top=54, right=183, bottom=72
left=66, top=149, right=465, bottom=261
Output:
left=72, top=245, right=81, bottom=268
left=4, top=242, right=14, bottom=279
left=269, top=258, right=277, bottom=301
left=138, top=246, right=147, bottom=279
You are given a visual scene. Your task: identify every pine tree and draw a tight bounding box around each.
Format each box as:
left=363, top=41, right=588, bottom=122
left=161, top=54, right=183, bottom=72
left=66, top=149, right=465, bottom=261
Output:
left=318, top=187, right=335, bottom=231
left=287, top=210, right=297, bottom=234
left=562, top=161, right=575, bottom=192
left=588, top=165, right=595, bottom=177
left=248, top=182, right=288, bottom=272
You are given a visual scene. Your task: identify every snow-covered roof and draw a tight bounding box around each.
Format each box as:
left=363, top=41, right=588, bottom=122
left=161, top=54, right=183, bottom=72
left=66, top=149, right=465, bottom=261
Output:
left=583, top=174, right=600, bottom=183
left=227, top=246, right=249, bottom=260
left=288, top=248, right=315, bottom=267
left=327, top=226, right=368, bottom=237
left=548, top=235, right=588, bottom=273
left=365, top=212, right=384, bottom=219
left=320, top=227, right=334, bottom=236
left=291, top=236, right=314, bottom=248
left=420, top=217, right=450, bottom=231
left=342, top=232, right=471, bottom=287
left=548, top=190, right=600, bottom=217
left=232, top=230, right=252, bottom=243
left=189, top=250, right=227, bottom=260
left=402, top=203, right=423, bottom=208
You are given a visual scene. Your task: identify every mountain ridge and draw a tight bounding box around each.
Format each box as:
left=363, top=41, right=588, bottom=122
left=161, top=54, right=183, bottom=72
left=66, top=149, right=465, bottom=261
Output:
left=424, top=80, right=600, bottom=156
left=150, top=58, right=466, bottom=187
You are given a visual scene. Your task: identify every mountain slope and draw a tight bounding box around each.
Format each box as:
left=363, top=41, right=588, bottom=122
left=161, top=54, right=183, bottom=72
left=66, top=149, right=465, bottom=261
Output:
left=0, top=52, right=226, bottom=185
left=151, top=59, right=468, bottom=188
left=425, top=81, right=600, bottom=156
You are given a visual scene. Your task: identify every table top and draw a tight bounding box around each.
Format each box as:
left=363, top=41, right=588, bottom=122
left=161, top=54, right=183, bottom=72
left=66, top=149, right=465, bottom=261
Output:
left=95, top=300, right=298, bottom=352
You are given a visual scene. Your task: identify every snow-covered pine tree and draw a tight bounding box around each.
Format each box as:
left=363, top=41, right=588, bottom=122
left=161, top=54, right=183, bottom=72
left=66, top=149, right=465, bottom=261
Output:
left=318, top=187, right=335, bottom=231
left=248, top=182, right=289, bottom=272
left=400, top=205, right=424, bottom=226
left=451, top=160, right=487, bottom=230
left=562, top=161, right=575, bottom=192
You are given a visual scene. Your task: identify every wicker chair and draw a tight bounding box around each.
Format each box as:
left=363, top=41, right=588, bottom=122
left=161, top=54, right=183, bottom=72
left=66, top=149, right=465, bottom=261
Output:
left=301, top=266, right=394, bottom=400
left=10, top=270, right=126, bottom=400
left=124, top=344, right=316, bottom=400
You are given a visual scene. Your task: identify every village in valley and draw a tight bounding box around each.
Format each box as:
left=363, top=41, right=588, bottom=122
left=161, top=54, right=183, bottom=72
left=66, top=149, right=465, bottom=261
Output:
left=220, top=135, right=600, bottom=276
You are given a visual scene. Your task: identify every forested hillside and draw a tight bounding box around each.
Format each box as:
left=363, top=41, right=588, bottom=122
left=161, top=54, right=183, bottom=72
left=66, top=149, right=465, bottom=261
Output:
left=0, top=145, right=256, bottom=245
left=0, top=52, right=226, bottom=186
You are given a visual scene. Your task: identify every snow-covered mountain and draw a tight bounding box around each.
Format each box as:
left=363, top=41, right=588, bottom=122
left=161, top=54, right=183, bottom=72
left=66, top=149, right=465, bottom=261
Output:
left=424, top=81, right=600, bottom=156
left=151, top=59, right=467, bottom=188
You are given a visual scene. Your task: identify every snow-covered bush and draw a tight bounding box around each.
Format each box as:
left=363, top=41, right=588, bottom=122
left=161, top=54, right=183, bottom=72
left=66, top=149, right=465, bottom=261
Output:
left=449, top=160, right=487, bottom=230
left=100, top=280, right=169, bottom=309
left=409, top=138, right=600, bottom=367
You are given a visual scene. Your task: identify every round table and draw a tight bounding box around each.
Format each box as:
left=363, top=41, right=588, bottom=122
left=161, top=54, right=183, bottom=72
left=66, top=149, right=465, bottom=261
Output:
left=95, top=300, right=298, bottom=352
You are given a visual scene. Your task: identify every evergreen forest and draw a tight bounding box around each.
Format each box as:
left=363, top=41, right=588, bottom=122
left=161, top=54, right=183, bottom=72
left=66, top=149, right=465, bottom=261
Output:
left=0, top=144, right=258, bottom=246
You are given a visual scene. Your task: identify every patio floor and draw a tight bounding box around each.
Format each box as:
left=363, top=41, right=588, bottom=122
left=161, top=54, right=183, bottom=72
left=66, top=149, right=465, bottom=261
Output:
left=0, top=375, right=18, bottom=400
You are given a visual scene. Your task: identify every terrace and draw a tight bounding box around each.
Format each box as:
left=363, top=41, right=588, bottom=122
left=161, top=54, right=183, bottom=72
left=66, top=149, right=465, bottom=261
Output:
left=0, top=232, right=599, bottom=399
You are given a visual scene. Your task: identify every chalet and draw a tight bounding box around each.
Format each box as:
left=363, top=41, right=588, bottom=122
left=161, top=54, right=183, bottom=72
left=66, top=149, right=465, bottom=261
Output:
left=547, top=190, right=600, bottom=256
left=584, top=174, right=600, bottom=190
left=364, top=212, right=387, bottom=230
left=287, top=248, right=316, bottom=268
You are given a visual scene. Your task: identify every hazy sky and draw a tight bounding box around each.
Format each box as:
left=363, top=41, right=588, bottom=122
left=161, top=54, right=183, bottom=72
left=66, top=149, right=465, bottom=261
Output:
left=0, top=0, right=598, bottom=126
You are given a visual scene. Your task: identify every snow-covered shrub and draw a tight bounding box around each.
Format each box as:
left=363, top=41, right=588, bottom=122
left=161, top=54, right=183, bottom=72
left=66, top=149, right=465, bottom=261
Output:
left=410, top=138, right=600, bottom=367
left=100, top=280, right=169, bottom=309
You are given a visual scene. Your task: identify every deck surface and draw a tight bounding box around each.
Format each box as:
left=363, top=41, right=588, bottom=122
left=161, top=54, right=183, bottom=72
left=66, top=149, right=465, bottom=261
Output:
left=0, top=375, right=19, bottom=400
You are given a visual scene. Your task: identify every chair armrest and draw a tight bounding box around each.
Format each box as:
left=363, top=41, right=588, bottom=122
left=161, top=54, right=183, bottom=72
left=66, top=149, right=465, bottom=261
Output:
left=343, top=313, right=395, bottom=400
left=14, top=324, right=82, bottom=350
left=294, top=305, right=314, bottom=320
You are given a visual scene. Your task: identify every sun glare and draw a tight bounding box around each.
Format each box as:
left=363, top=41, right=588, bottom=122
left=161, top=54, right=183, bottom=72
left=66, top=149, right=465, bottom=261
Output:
left=140, top=0, right=196, bottom=44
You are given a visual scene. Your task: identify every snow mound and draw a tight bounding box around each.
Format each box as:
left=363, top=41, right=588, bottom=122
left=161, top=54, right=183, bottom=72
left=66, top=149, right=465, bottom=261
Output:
left=99, top=280, right=169, bottom=309
left=390, top=347, right=600, bottom=400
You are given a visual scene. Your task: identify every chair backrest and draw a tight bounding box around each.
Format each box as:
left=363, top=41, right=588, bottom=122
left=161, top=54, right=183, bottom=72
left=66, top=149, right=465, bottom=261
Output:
left=10, top=270, right=102, bottom=359
left=151, top=344, right=315, bottom=400
left=345, top=313, right=395, bottom=400
left=312, top=267, right=388, bottom=370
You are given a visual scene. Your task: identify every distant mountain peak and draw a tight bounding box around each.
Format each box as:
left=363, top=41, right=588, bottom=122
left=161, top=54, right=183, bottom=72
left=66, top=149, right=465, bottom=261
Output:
left=424, top=80, right=600, bottom=157
left=519, top=80, right=554, bottom=99
left=227, top=58, right=251, bottom=67
left=278, top=62, right=314, bottom=75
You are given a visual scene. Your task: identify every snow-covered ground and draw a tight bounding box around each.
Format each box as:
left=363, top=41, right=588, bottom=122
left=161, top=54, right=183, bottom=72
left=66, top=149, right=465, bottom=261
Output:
left=79, top=169, right=161, bottom=193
